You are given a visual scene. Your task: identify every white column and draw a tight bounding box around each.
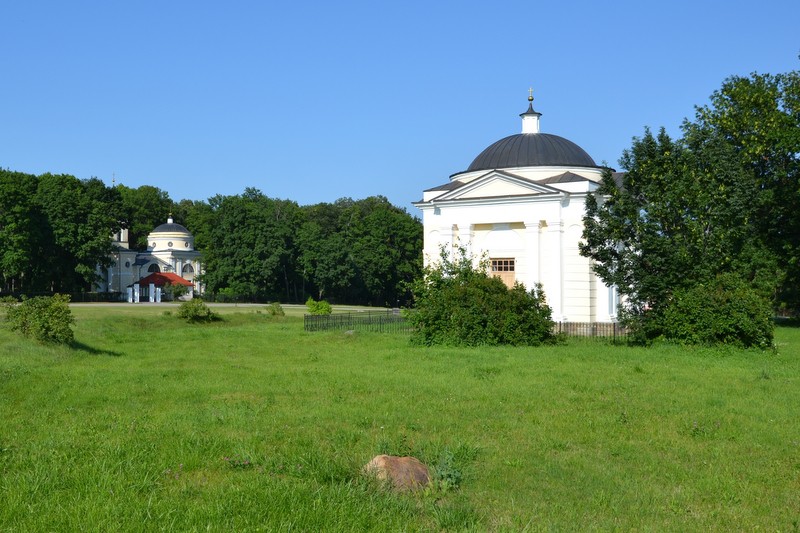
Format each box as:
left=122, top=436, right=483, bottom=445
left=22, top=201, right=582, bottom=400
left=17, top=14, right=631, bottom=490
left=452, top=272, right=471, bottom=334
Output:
left=524, top=221, right=540, bottom=287
left=457, top=224, right=473, bottom=256
left=547, top=221, right=565, bottom=321
left=439, top=225, right=454, bottom=259
left=196, top=260, right=203, bottom=294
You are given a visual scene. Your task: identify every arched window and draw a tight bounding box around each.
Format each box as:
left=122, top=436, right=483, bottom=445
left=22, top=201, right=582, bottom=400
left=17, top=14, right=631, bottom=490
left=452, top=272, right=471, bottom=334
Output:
left=147, top=264, right=161, bottom=273
left=182, top=263, right=195, bottom=282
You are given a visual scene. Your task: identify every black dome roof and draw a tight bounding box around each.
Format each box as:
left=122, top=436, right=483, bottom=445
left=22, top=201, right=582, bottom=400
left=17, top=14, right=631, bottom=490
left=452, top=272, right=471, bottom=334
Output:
left=151, top=222, right=190, bottom=234
left=465, top=133, right=597, bottom=173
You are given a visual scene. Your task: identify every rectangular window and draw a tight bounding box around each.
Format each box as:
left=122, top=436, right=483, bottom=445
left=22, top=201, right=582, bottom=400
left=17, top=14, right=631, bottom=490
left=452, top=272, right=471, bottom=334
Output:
left=490, top=258, right=515, bottom=288
left=491, top=259, right=515, bottom=272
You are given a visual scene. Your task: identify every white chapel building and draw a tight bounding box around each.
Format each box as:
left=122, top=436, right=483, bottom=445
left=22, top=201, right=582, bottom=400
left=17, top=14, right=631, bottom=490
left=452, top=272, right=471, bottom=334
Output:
left=414, top=95, right=618, bottom=323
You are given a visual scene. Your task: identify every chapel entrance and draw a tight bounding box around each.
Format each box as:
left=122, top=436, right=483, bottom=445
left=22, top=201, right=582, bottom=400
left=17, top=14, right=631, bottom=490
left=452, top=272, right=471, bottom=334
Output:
left=490, top=258, right=515, bottom=288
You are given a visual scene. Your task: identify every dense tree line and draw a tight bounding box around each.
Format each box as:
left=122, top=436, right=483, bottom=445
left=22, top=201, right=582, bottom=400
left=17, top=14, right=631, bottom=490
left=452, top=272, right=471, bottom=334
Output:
left=0, top=169, right=422, bottom=306
left=198, top=191, right=422, bottom=305
left=581, top=69, right=799, bottom=343
left=0, top=170, right=123, bottom=293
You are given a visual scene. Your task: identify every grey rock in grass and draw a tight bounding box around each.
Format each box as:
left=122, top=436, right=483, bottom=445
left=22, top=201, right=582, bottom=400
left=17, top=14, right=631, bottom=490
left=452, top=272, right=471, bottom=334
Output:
left=363, top=454, right=430, bottom=491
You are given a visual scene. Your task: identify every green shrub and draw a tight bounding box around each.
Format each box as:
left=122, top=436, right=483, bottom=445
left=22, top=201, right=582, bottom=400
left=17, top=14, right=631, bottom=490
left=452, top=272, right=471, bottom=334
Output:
left=0, top=295, right=18, bottom=318
left=306, top=297, right=332, bottom=315
left=5, top=294, right=75, bottom=344
left=662, top=273, right=773, bottom=349
left=408, top=247, right=556, bottom=346
left=267, top=302, right=285, bottom=316
left=618, top=304, right=660, bottom=346
left=176, top=299, right=218, bottom=323
left=162, top=282, right=188, bottom=301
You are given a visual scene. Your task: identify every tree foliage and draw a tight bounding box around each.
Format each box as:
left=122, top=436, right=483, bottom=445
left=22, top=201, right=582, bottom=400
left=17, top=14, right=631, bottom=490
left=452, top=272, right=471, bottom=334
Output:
left=581, top=69, right=798, bottom=344
left=297, top=200, right=354, bottom=301
left=693, top=70, right=800, bottom=310
left=0, top=170, right=123, bottom=294
left=172, top=198, right=214, bottom=252
left=138, top=192, right=422, bottom=307
left=408, top=247, right=556, bottom=346
left=36, top=174, right=124, bottom=291
left=298, top=196, right=423, bottom=306
left=118, top=185, right=174, bottom=249
left=201, top=188, right=304, bottom=302
left=0, top=171, right=46, bottom=292
left=162, top=282, right=188, bottom=301
left=0, top=169, right=421, bottom=307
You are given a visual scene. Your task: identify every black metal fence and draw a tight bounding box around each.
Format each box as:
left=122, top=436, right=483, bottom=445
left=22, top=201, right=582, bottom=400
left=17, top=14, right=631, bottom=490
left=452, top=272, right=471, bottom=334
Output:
left=555, top=321, right=628, bottom=341
left=304, top=311, right=627, bottom=340
left=304, top=310, right=412, bottom=333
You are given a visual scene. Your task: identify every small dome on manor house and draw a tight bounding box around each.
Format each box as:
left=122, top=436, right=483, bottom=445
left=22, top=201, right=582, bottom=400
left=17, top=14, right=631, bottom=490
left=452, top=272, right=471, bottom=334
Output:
left=455, top=92, right=599, bottom=176
left=151, top=215, right=191, bottom=235
left=147, top=215, right=195, bottom=252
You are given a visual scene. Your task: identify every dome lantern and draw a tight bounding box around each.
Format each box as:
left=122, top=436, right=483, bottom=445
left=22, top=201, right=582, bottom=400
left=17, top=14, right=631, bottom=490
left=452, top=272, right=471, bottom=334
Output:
left=453, top=90, right=599, bottom=176
left=520, top=88, right=542, bottom=134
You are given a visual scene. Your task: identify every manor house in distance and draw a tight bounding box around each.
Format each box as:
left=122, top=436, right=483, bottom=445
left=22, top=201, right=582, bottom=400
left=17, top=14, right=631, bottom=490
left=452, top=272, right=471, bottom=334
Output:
left=96, top=216, right=202, bottom=300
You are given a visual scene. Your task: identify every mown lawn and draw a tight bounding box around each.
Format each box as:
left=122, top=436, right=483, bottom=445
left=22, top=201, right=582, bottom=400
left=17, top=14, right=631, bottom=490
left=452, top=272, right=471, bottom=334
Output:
left=1, top=305, right=798, bottom=531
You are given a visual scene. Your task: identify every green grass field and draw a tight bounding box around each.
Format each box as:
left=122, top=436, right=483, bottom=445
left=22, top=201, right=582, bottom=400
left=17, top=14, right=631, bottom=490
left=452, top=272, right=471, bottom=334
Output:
left=1, top=304, right=798, bottom=531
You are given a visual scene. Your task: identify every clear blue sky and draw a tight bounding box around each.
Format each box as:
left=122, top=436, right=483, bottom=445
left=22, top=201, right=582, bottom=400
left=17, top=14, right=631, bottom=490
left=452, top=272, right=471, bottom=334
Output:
left=2, top=1, right=798, bottom=213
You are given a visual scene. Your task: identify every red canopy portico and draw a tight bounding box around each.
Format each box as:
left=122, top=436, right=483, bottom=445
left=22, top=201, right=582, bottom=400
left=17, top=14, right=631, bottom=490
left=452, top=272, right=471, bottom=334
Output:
left=136, top=272, right=193, bottom=288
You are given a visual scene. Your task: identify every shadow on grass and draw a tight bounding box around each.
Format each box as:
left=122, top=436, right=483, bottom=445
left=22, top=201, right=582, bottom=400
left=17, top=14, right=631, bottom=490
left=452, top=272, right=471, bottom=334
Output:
left=69, top=340, right=123, bottom=356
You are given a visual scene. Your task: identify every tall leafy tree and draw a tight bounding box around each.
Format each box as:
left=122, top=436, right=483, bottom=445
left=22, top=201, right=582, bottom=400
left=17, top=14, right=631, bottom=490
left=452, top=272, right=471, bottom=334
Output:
left=172, top=198, right=214, bottom=252
left=347, top=196, right=423, bottom=306
left=581, top=69, right=798, bottom=340
left=297, top=200, right=354, bottom=301
left=0, top=170, right=49, bottom=292
left=298, top=196, right=422, bottom=305
left=117, top=185, right=174, bottom=249
left=203, top=189, right=303, bottom=301
left=691, top=70, right=800, bottom=310
left=582, top=128, right=775, bottom=334
left=35, top=174, right=123, bottom=291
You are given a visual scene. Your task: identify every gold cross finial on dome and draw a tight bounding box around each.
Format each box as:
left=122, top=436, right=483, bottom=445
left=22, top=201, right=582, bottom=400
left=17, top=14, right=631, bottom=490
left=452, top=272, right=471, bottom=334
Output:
left=528, top=87, right=534, bottom=102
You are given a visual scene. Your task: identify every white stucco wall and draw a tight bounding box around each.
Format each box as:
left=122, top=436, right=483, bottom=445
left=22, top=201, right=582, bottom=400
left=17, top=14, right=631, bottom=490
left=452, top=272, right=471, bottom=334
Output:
left=417, top=178, right=615, bottom=322
left=147, top=231, right=195, bottom=253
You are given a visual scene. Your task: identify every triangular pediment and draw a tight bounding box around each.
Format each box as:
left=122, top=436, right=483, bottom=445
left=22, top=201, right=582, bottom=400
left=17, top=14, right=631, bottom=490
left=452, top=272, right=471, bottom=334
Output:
left=435, top=170, right=562, bottom=201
